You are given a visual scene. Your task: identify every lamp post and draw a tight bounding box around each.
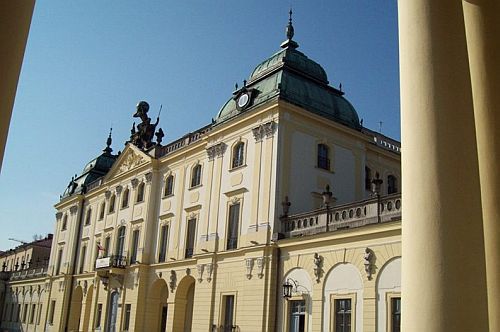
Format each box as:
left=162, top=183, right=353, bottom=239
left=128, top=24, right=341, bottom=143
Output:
left=371, top=173, right=383, bottom=223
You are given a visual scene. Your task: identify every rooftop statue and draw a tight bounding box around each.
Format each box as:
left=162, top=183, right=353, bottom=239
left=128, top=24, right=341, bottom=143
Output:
left=129, top=101, right=159, bottom=150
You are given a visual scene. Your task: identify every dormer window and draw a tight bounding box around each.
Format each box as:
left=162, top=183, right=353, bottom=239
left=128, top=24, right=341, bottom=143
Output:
left=317, top=144, right=330, bottom=170
left=191, top=164, right=202, bottom=188
left=232, top=142, right=245, bottom=169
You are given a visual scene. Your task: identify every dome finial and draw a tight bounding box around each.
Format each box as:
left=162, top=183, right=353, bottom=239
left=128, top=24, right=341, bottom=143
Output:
left=281, top=8, right=299, bottom=49
left=103, top=127, right=113, bottom=154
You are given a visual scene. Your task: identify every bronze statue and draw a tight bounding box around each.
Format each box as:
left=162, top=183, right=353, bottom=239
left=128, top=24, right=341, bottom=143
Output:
left=129, top=101, right=159, bottom=150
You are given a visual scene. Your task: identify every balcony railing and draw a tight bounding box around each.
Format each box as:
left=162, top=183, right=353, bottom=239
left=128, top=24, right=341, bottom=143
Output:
left=281, top=194, right=401, bottom=238
left=9, top=267, right=47, bottom=281
left=95, top=255, right=127, bottom=269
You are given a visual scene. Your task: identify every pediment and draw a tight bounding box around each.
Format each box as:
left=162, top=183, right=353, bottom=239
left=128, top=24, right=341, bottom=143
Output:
left=104, top=144, right=151, bottom=180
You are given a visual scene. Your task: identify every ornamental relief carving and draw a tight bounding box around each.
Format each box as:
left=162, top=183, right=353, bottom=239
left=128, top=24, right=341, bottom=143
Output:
left=118, top=151, right=146, bottom=174
left=252, top=121, right=277, bottom=141
left=206, top=142, right=227, bottom=160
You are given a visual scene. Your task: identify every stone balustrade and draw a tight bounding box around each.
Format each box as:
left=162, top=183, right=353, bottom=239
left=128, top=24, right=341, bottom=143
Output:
left=282, top=194, right=401, bottom=238
left=10, top=266, right=48, bottom=281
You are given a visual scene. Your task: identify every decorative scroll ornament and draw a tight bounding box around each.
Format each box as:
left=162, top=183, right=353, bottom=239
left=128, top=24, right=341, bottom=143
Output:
left=364, top=248, right=375, bottom=280
left=131, top=178, right=139, bottom=188
left=252, top=121, right=277, bottom=142
left=256, top=257, right=265, bottom=279
left=313, top=253, right=323, bottom=283
left=245, top=258, right=254, bottom=280
left=145, top=172, right=153, bottom=183
left=206, top=142, right=227, bottom=160
left=55, top=212, right=63, bottom=220
left=196, top=264, right=205, bottom=283
left=206, top=263, right=213, bottom=282
left=105, top=190, right=112, bottom=199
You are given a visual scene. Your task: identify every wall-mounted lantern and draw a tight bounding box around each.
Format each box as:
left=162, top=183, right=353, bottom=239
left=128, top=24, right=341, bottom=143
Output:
left=283, top=278, right=299, bottom=299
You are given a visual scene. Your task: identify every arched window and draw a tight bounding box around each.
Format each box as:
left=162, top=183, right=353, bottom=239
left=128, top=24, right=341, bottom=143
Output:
left=164, top=175, right=174, bottom=197
left=99, top=202, right=105, bottom=220
left=388, top=175, right=398, bottom=194
left=136, top=182, right=145, bottom=203
left=122, top=188, right=129, bottom=208
left=116, top=227, right=126, bottom=257
left=317, top=144, right=330, bottom=170
left=191, top=164, right=202, bottom=188
left=62, top=215, right=67, bottom=231
left=109, top=195, right=116, bottom=213
left=232, top=142, right=245, bottom=168
left=85, top=208, right=92, bottom=225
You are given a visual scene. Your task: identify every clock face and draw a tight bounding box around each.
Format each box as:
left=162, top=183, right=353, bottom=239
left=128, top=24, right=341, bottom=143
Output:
left=237, top=93, right=250, bottom=108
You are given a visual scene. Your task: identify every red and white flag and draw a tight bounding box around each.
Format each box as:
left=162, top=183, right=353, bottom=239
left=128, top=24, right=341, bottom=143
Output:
left=97, top=243, right=105, bottom=252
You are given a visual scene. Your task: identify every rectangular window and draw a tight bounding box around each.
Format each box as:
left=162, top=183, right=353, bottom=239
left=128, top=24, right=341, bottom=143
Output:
left=96, top=303, right=103, bottom=328
left=16, top=304, right=21, bottom=322
left=222, top=295, right=235, bottom=332
left=226, top=203, right=240, bottom=250
left=48, top=300, right=56, bottom=324
left=185, top=218, right=196, bottom=258
left=55, top=248, right=63, bottom=275
left=124, top=303, right=132, bottom=331
left=79, top=246, right=87, bottom=274
left=130, top=230, right=140, bottom=264
left=158, top=225, right=169, bottom=263
left=23, top=303, right=28, bottom=322
left=29, top=303, right=35, bottom=324
left=37, top=304, right=42, bottom=325
left=289, top=300, right=306, bottom=332
left=335, top=299, right=352, bottom=332
left=391, top=297, right=401, bottom=332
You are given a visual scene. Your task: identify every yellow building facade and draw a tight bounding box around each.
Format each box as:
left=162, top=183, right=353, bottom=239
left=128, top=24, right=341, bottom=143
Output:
left=1, top=18, right=402, bottom=332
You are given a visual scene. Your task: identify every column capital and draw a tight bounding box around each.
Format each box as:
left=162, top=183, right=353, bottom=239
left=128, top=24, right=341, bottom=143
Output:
left=252, top=121, right=277, bottom=142
left=206, top=142, right=227, bottom=161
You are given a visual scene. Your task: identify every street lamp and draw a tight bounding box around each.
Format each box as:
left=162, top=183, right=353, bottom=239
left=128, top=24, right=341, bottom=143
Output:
left=322, top=184, right=333, bottom=208
left=282, top=278, right=299, bottom=299
left=371, top=173, right=383, bottom=223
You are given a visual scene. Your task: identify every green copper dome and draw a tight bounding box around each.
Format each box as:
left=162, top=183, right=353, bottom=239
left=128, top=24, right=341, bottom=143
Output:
left=214, top=16, right=361, bottom=131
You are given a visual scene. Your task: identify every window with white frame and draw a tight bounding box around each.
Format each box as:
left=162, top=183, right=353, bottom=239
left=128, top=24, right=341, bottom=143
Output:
left=158, top=224, right=169, bottom=263
left=191, top=164, right=202, bottom=188
left=289, top=300, right=306, bottom=332
left=164, top=175, right=174, bottom=196
left=232, top=142, right=245, bottom=168
left=122, top=188, right=129, bottom=208
left=136, top=182, right=145, bottom=202
left=317, top=144, right=330, bottom=170
left=334, top=298, right=352, bottom=332
left=109, top=194, right=116, bottom=213
left=85, top=207, right=92, bottom=225
left=226, top=202, right=240, bottom=250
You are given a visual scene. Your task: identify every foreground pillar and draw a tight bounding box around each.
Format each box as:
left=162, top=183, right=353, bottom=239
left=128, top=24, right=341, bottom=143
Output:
left=463, top=1, right=500, bottom=329
left=398, top=1, right=489, bottom=331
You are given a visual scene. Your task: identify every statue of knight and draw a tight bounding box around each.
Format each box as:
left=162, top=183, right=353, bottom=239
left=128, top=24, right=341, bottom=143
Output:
left=129, top=101, right=159, bottom=150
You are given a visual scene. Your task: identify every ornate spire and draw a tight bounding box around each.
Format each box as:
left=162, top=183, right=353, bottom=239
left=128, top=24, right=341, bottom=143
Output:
left=103, top=128, right=113, bottom=154
left=281, top=8, right=299, bottom=49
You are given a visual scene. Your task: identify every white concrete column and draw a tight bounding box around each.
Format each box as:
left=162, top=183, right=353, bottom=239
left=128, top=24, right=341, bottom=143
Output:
left=463, top=1, right=500, bottom=329
left=398, top=1, right=489, bottom=331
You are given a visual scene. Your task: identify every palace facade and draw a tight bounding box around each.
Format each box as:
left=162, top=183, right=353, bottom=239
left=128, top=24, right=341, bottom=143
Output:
left=0, top=17, right=401, bottom=332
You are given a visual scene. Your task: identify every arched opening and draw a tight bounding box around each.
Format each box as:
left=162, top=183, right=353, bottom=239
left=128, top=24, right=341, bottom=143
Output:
left=67, top=286, right=83, bottom=331
left=106, top=291, right=120, bottom=332
left=280, top=268, right=313, bottom=332
left=81, top=285, right=94, bottom=332
left=172, top=275, right=196, bottom=332
left=322, top=263, right=363, bottom=332
left=376, top=257, right=401, bottom=332
left=145, top=278, right=169, bottom=331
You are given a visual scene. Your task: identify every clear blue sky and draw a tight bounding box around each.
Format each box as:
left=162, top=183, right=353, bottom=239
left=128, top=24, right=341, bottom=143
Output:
left=0, top=1, right=399, bottom=250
